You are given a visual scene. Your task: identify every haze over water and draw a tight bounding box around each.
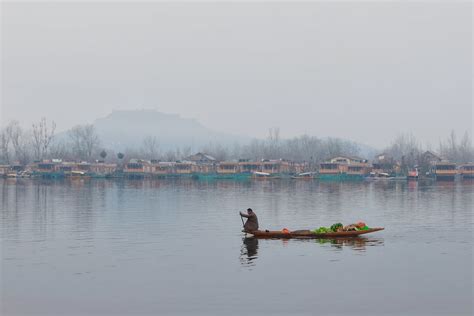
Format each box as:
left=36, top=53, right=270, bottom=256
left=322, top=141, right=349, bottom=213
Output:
left=1, top=178, right=472, bottom=315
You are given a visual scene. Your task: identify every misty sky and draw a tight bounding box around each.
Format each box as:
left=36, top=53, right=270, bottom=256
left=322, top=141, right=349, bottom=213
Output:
left=1, top=1, right=472, bottom=148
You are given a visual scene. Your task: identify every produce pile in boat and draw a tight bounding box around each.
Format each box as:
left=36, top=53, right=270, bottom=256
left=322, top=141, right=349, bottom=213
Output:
left=312, top=222, right=370, bottom=234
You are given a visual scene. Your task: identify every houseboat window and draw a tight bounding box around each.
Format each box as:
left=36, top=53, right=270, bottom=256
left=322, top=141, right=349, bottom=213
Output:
left=264, top=164, right=277, bottom=169
left=38, top=164, right=54, bottom=169
left=127, top=163, right=143, bottom=169
left=437, top=165, right=455, bottom=170
left=221, top=165, right=235, bottom=170
left=177, top=165, right=190, bottom=170
left=349, top=166, right=362, bottom=171
left=241, top=164, right=259, bottom=170
left=321, top=164, right=338, bottom=169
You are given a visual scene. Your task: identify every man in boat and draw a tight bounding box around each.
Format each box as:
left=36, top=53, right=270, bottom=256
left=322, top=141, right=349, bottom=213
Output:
left=240, top=208, right=259, bottom=232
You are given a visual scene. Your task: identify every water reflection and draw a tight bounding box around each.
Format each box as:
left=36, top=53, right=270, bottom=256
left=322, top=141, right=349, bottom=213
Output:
left=240, top=237, right=259, bottom=266
left=315, top=237, right=384, bottom=251
left=239, top=236, right=384, bottom=266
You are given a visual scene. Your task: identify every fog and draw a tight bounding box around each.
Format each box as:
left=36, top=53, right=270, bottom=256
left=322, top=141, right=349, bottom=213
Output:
left=1, top=1, right=472, bottom=148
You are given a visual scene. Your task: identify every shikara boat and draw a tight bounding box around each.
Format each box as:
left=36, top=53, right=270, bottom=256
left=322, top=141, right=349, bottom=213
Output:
left=246, top=228, right=384, bottom=239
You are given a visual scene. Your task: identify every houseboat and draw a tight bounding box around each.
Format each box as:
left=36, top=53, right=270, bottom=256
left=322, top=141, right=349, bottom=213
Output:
left=0, top=165, right=11, bottom=178
left=261, top=160, right=290, bottom=177
left=31, top=161, right=64, bottom=178
left=213, top=162, right=249, bottom=180
left=318, top=162, right=344, bottom=180
left=346, top=162, right=371, bottom=180
left=58, top=163, right=74, bottom=176
left=146, top=162, right=176, bottom=178
left=239, top=161, right=261, bottom=174
left=124, top=160, right=149, bottom=179
left=318, top=157, right=369, bottom=180
left=459, top=164, right=474, bottom=179
left=89, top=163, right=117, bottom=178
left=431, top=162, right=457, bottom=181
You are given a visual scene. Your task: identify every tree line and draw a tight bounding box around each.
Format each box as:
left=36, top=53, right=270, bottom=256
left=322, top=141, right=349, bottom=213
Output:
left=0, top=119, right=472, bottom=167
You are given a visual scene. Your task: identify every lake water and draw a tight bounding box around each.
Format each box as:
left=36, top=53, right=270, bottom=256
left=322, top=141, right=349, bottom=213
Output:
left=1, top=178, right=472, bottom=315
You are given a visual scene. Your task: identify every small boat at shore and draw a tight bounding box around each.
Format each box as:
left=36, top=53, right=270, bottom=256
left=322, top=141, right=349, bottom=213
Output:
left=252, top=171, right=281, bottom=179
left=291, top=172, right=316, bottom=179
left=246, top=228, right=384, bottom=239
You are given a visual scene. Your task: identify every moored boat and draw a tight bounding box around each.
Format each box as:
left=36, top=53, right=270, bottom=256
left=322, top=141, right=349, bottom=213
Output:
left=407, top=168, right=419, bottom=180
left=252, top=171, right=280, bottom=179
left=459, top=163, right=474, bottom=179
left=291, top=172, right=316, bottom=179
left=432, top=162, right=457, bottom=181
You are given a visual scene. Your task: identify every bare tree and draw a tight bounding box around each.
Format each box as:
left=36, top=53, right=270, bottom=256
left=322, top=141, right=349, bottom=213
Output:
left=458, top=131, right=474, bottom=163
left=440, top=130, right=474, bottom=163
left=200, top=142, right=229, bottom=161
left=263, top=127, right=282, bottom=158
left=163, top=150, right=177, bottom=162
left=2, top=121, right=32, bottom=164
left=31, top=118, right=56, bottom=160
left=141, top=136, right=160, bottom=159
left=82, top=125, right=100, bottom=159
left=384, top=133, right=421, bottom=171
left=68, top=124, right=100, bottom=161
left=0, top=127, right=11, bottom=164
left=181, top=146, right=192, bottom=159
left=49, top=140, right=70, bottom=160
left=69, top=126, right=84, bottom=158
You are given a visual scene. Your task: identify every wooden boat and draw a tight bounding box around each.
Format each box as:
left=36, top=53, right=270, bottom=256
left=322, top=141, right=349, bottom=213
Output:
left=252, top=171, right=280, bottom=179
left=291, top=172, right=316, bottom=179
left=246, top=228, right=384, bottom=239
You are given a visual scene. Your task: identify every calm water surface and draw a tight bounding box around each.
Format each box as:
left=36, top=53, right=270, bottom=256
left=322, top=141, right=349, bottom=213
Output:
left=1, top=178, right=473, bottom=315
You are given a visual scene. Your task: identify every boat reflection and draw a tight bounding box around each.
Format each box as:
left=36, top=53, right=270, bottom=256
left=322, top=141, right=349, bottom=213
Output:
left=239, top=236, right=384, bottom=266
left=314, top=237, right=384, bottom=251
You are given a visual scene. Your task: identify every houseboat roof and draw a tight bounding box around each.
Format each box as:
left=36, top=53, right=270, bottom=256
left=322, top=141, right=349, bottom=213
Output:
left=329, top=156, right=367, bottom=163
left=129, top=159, right=151, bottom=164
left=423, top=150, right=442, bottom=159
left=156, top=161, right=176, bottom=166
left=186, top=152, right=216, bottom=162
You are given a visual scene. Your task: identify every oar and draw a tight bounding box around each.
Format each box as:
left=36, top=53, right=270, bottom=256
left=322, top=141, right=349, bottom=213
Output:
left=240, top=214, right=254, bottom=237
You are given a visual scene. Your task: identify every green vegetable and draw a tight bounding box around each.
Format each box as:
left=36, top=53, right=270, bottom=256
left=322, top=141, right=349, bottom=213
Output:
left=357, top=225, right=370, bottom=231
left=330, top=223, right=343, bottom=232
left=313, top=227, right=330, bottom=234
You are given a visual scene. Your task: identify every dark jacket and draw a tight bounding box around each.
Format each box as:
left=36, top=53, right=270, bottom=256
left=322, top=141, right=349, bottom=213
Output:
left=240, top=211, right=259, bottom=232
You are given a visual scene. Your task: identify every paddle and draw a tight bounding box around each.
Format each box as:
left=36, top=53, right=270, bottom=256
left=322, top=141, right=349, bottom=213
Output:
left=240, top=213, right=254, bottom=237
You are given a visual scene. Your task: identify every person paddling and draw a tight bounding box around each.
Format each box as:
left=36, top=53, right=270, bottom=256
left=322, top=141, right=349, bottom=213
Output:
left=240, top=208, right=259, bottom=232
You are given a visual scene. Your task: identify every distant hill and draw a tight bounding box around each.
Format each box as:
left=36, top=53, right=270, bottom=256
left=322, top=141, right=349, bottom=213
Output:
left=92, top=110, right=250, bottom=151
left=55, top=109, right=378, bottom=158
